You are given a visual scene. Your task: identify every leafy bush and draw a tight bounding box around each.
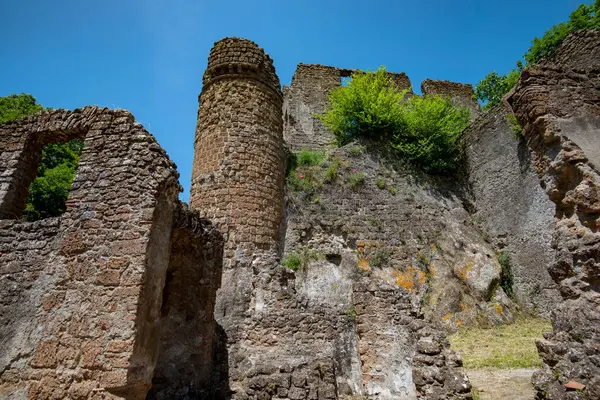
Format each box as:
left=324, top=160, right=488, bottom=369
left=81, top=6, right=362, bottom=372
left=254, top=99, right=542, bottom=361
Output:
left=0, top=94, right=44, bottom=123
left=0, top=94, right=83, bottom=221
left=318, top=67, right=469, bottom=174
left=318, top=67, right=406, bottom=146
left=375, top=176, right=386, bottom=189
left=394, top=95, right=470, bottom=173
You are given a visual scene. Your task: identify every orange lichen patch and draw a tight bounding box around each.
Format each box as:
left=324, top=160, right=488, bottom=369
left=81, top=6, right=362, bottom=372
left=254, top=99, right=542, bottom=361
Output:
left=392, top=266, right=426, bottom=292
left=428, top=264, right=439, bottom=279
left=460, top=302, right=469, bottom=312
left=495, top=303, right=503, bottom=316
left=357, top=256, right=371, bottom=272
left=417, top=269, right=427, bottom=285
left=457, top=319, right=463, bottom=326
left=456, top=263, right=473, bottom=280
left=441, top=313, right=453, bottom=322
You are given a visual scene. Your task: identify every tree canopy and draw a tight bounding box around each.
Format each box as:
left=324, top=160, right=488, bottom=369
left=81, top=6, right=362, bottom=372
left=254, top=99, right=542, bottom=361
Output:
left=474, top=1, right=600, bottom=109
left=0, top=93, right=82, bottom=220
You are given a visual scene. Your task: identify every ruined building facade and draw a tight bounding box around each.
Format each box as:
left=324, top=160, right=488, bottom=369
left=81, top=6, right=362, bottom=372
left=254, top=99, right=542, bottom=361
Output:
left=0, top=32, right=599, bottom=400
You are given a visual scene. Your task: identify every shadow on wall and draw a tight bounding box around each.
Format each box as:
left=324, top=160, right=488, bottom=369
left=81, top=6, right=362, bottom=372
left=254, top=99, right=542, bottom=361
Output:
left=146, top=204, right=231, bottom=400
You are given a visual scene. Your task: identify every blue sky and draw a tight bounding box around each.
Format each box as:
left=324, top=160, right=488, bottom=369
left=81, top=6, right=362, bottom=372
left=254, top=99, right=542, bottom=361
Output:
left=0, top=0, right=584, bottom=200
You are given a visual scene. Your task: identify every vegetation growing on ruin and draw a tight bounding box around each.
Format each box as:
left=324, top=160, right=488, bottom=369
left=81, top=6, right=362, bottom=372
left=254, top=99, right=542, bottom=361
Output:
left=347, top=171, right=366, bottom=190
left=474, top=1, right=600, bottom=109
left=0, top=94, right=83, bottom=221
left=281, top=247, right=324, bottom=271
left=497, top=252, right=514, bottom=297
left=507, top=113, right=523, bottom=138
left=318, top=67, right=470, bottom=174
left=449, top=317, right=551, bottom=368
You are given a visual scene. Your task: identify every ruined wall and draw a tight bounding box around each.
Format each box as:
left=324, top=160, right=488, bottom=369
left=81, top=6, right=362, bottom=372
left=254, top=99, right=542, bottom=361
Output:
left=283, top=64, right=412, bottom=151
left=149, top=203, right=224, bottom=400
left=190, top=37, right=285, bottom=257
left=281, top=145, right=516, bottom=399
left=421, top=79, right=480, bottom=117
left=508, top=30, right=600, bottom=399
left=464, top=104, right=559, bottom=316
left=0, top=108, right=221, bottom=399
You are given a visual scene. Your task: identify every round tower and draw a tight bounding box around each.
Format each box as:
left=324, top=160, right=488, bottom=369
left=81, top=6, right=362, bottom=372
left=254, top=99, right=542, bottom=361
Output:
left=190, top=38, right=284, bottom=256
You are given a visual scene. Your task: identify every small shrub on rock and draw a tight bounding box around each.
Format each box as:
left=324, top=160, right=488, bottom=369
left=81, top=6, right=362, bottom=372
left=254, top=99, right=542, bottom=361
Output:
left=347, top=171, right=366, bottom=190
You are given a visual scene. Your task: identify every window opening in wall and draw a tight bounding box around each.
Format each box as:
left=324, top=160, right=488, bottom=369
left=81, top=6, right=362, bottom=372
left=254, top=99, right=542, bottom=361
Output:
left=341, top=76, right=352, bottom=87
left=24, top=139, right=83, bottom=221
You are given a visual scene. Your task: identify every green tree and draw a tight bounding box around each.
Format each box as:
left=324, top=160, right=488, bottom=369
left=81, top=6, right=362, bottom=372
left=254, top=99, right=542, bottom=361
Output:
left=0, top=93, right=44, bottom=124
left=475, top=1, right=599, bottom=109
left=474, top=63, right=522, bottom=110
left=0, top=93, right=82, bottom=220
left=525, top=1, right=600, bottom=64
left=318, top=67, right=470, bottom=174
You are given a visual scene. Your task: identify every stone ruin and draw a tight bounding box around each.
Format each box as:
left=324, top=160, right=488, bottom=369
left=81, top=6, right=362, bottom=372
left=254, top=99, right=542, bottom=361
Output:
left=0, top=31, right=598, bottom=399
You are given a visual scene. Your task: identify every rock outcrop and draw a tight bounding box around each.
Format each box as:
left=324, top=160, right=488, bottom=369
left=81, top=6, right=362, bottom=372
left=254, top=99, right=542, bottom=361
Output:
left=508, top=29, right=600, bottom=399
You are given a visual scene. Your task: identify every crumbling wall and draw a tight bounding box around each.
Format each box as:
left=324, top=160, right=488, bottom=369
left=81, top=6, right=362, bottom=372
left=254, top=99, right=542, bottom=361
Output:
left=0, top=108, right=218, bottom=399
left=508, top=29, right=600, bottom=399
left=190, top=37, right=285, bottom=258
left=283, top=64, right=412, bottom=151
left=464, top=104, right=559, bottom=316
left=282, top=145, right=512, bottom=398
left=421, top=79, right=480, bottom=118
left=148, top=204, right=224, bottom=400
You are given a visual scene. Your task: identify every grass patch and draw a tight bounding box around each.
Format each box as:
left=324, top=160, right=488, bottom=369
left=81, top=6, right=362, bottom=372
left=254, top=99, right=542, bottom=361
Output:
left=297, top=149, right=326, bottom=166
left=281, top=247, right=324, bottom=272
left=324, top=157, right=342, bottom=183
left=347, top=171, right=365, bottom=190
left=449, top=317, right=551, bottom=369
left=349, top=145, right=366, bottom=156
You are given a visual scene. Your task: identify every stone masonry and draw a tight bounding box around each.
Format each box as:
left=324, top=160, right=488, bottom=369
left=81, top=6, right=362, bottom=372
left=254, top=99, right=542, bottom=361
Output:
left=0, top=108, right=222, bottom=399
left=464, top=104, right=559, bottom=316
left=190, top=37, right=285, bottom=258
left=508, top=30, right=600, bottom=400
left=1, top=31, right=598, bottom=400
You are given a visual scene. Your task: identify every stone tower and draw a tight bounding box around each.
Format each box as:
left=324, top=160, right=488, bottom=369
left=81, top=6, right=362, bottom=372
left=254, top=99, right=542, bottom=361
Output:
left=190, top=38, right=285, bottom=257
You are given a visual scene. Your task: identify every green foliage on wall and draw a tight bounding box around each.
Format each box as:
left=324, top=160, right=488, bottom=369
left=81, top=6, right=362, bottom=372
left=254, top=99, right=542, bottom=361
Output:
left=525, top=1, right=599, bottom=64
left=318, top=67, right=470, bottom=174
left=473, top=65, right=522, bottom=110
left=474, top=1, right=600, bottom=109
left=0, top=94, right=82, bottom=221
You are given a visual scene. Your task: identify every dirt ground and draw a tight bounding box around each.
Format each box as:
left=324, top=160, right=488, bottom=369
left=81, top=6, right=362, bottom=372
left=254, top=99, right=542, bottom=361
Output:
left=467, top=368, right=536, bottom=400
